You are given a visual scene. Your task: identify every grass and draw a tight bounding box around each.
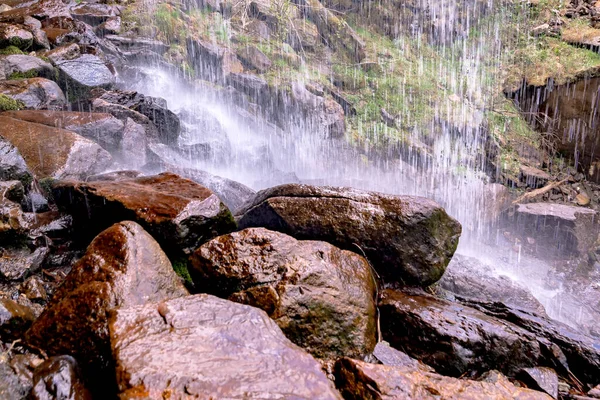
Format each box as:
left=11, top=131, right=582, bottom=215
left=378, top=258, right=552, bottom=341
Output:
left=0, top=94, right=24, bottom=111
left=0, top=46, right=24, bottom=55
left=7, top=70, right=38, bottom=80
left=172, top=259, right=193, bottom=286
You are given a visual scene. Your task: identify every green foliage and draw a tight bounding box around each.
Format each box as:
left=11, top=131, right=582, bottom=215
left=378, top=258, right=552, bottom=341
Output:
left=0, top=94, right=24, bottom=111
left=154, top=3, right=185, bottom=43
left=172, top=259, right=193, bottom=285
left=0, top=46, right=24, bottom=55
left=7, top=70, right=38, bottom=80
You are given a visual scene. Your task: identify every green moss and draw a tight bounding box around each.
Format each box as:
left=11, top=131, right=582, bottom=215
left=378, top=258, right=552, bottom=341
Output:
left=172, top=258, right=193, bottom=285
left=0, top=46, right=24, bottom=55
left=0, top=94, right=24, bottom=111
left=7, top=70, right=38, bottom=80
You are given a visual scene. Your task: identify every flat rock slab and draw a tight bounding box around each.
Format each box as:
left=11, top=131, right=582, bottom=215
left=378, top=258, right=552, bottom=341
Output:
left=52, top=172, right=236, bottom=255
left=334, top=358, right=552, bottom=400
left=190, top=227, right=377, bottom=359
left=55, top=54, right=114, bottom=99
left=0, top=77, right=66, bottom=109
left=0, top=116, right=112, bottom=179
left=236, top=184, right=461, bottom=286
left=109, top=294, right=341, bottom=399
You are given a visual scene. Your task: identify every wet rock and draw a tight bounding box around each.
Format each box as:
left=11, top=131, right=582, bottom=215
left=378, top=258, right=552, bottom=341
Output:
left=87, top=170, right=142, bottom=182
left=576, top=192, right=591, bottom=206
left=52, top=173, right=236, bottom=256
left=518, top=367, right=558, bottom=399
left=55, top=54, right=114, bottom=100
left=379, top=289, right=543, bottom=378
left=236, top=184, right=461, bottom=286
left=96, top=16, right=120, bottom=35
left=119, top=117, right=147, bottom=167
left=164, top=164, right=255, bottom=212
left=190, top=227, right=377, bottom=359
left=0, top=23, right=33, bottom=50
left=589, top=385, right=600, bottom=398
left=0, top=359, right=32, bottom=400
left=288, top=17, right=319, bottom=50
left=520, top=165, right=551, bottom=188
left=227, top=72, right=268, bottom=98
left=90, top=97, right=160, bottom=143
left=0, top=116, right=113, bottom=179
left=26, top=221, right=188, bottom=394
left=236, top=44, right=272, bottom=73
left=0, top=297, right=35, bottom=341
left=109, top=294, right=341, bottom=399
left=438, top=253, right=547, bottom=315
left=2, top=110, right=125, bottom=150
left=186, top=35, right=243, bottom=81
left=70, top=3, right=117, bottom=26
left=94, top=89, right=180, bottom=145
left=0, top=135, right=32, bottom=187
left=334, top=358, right=551, bottom=400
left=43, top=43, right=80, bottom=63
left=0, top=77, right=66, bottom=109
left=372, top=341, right=434, bottom=372
left=507, top=203, right=599, bottom=259
left=20, top=276, right=47, bottom=302
left=0, top=246, right=48, bottom=281
left=23, top=16, right=49, bottom=50
left=30, top=356, right=91, bottom=400
left=0, top=54, right=54, bottom=80
left=0, top=181, right=29, bottom=240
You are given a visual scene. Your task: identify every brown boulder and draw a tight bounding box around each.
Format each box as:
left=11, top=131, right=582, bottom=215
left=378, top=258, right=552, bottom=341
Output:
left=190, top=227, right=377, bottom=359
left=0, top=116, right=112, bottom=179
left=52, top=173, right=236, bottom=256
left=26, top=221, right=188, bottom=394
left=334, top=358, right=552, bottom=400
left=236, top=184, right=461, bottom=286
left=109, top=294, right=341, bottom=399
left=0, top=78, right=65, bottom=110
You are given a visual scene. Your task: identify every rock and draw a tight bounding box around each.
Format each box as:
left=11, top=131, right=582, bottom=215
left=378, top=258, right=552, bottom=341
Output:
left=0, top=297, right=35, bottom=341
left=190, top=227, right=377, bottom=359
left=94, top=89, right=180, bottom=145
left=0, top=23, right=33, bottom=50
left=87, top=170, right=142, bottom=182
left=372, top=341, right=434, bottom=372
left=0, top=135, right=32, bottom=187
left=164, top=165, right=255, bottom=212
left=0, top=54, right=54, bottom=80
left=0, top=246, right=48, bottom=281
left=109, top=294, right=341, bottom=399
left=227, top=72, right=268, bottom=98
left=23, top=16, right=49, bottom=50
left=379, top=289, right=544, bottom=378
left=531, top=23, right=550, bottom=36
left=70, top=3, right=117, bottom=26
left=236, top=184, right=461, bottom=286
left=0, top=181, right=29, bottom=240
left=55, top=54, right=114, bottom=100
left=288, top=17, right=319, bottom=50
left=577, top=192, right=591, bottom=206
left=186, top=35, right=243, bottom=81
left=589, top=385, right=600, bottom=398
left=438, top=253, right=547, bottom=315
left=236, top=44, right=272, bottom=73
left=52, top=173, right=236, bottom=256
left=334, top=358, right=552, bottom=400
left=520, top=165, right=551, bottom=188
left=26, top=221, right=188, bottom=395
left=506, top=203, right=599, bottom=259
left=0, top=78, right=66, bottom=109
left=20, top=276, right=47, bottom=302
left=30, top=356, right=91, bottom=400
left=2, top=110, right=125, bottom=150
left=119, top=118, right=147, bottom=167
left=43, top=43, right=80, bottom=63
left=96, top=16, right=121, bottom=35
left=0, top=116, right=113, bottom=179
left=518, top=367, right=558, bottom=399
left=0, top=359, right=32, bottom=400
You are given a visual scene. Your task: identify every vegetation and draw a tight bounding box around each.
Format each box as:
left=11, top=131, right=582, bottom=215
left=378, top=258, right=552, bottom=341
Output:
left=0, top=46, right=24, bottom=55
left=172, top=259, right=193, bottom=286
left=0, top=94, right=24, bottom=111
left=7, top=70, right=39, bottom=80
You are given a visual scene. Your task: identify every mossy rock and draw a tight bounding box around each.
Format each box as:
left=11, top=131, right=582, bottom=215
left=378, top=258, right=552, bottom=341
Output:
left=0, top=46, right=24, bottom=55
left=0, top=94, right=24, bottom=111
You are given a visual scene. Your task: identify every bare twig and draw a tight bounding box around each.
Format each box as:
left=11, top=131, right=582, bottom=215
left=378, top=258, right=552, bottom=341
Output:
left=512, top=178, right=571, bottom=204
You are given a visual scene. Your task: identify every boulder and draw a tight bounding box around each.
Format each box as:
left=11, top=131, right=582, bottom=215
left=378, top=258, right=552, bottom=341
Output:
left=43, top=43, right=80, bottom=63
left=2, top=110, right=124, bottom=150
left=0, top=54, right=54, bottom=80
left=70, top=3, right=117, bottom=26
left=163, top=164, right=255, bottom=212
left=0, top=135, right=32, bottom=187
left=0, top=297, right=35, bottom=341
left=96, top=16, right=121, bottom=35
left=520, top=165, right=551, bottom=189
left=119, top=117, right=147, bottom=167
left=372, top=341, right=434, bottom=372
left=26, top=221, right=188, bottom=394
left=55, top=54, right=114, bottom=100
left=30, top=356, right=91, bottom=400
left=0, top=181, right=30, bottom=241
left=438, top=253, right=547, bottom=315
left=109, top=294, right=341, bottom=399
left=518, top=367, right=558, bottom=399
left=236, top=184, right=461, bottom=286
left=288, top=18, right=319, bottom=50
left=0, top=23, right=33, bottom=50
left=186, top=35, right=243, bottom=81
left=190, top=227, right=377, bottom=359
left=0, top=78, right=66, bottom=109
left=379, top=289, right=600, bottom=386
left=505, top=202, right=599, bottom=259
left=334, top=358, right=552, bottom=400
left=52, top=173, right=236, bottom=255
left=0, top=116, right=113, bottom=179
left=236, top=44, right=272, bottom=73
left=0, top=358, right=32, bottom=400
left=288, top=81, right=346, bottom=138
left=0, top=246, right=48, bottom=281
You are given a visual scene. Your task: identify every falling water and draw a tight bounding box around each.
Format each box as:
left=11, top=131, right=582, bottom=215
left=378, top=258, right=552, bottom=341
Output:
left=110, top=0, right=592, bottom=332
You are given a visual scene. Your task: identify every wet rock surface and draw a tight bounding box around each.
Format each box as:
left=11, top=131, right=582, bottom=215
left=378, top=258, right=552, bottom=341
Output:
left=190, top=227, right=377, bottom=359
left=52, top=172, right=236, bottom=255
left=55, top=54, right=114, bottom=99
left=518, top=367, right=559, bottom=399
left=26, top=221, right=188, bottom=394
left=30, top=356, right=91, bottom=400
left=0, top=77, right=65, bottom=109
left=334, top=357, right=552, bottom=399
left=0, top=116, right=112, bottom=179
left=0, top=297, right=35, bottom=341
left=0, top=54, right=54, bottom=80
left=236, top=184, right=462, bottom=286
left=110, top=294, right=341, bottom=399
left=0, top=135, right=32, bottom=186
